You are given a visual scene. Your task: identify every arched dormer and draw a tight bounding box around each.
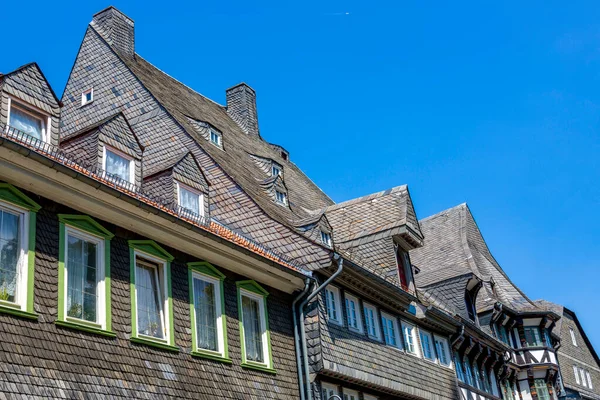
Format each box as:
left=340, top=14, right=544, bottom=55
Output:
left=465, top=277, right=483, bottom=323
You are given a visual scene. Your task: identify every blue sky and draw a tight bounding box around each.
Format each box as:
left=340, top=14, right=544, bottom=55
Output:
left=2, top=1, right=599, bottom=349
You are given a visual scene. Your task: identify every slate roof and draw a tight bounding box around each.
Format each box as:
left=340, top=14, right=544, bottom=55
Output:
left=410, top=203, right=535, bottom=312
left=0, top=62, right=62, bottom=107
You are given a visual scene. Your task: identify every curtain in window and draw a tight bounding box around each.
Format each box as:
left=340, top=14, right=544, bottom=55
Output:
left=382, top=317, right=397, bottom=346
left=193, top=278, right=217, bottom=351
left=179, top=187, right=200, bottom=215
left=66, top=235, right=98, bottom=322
left=0, top=210, right=19, bottom=303
left=9, top=107, right=43, bottom=140
left=106, top=150, right=131, bottom=182
left=136, top=262, right=164, bottom=339
left=242, top=295, right=264, bottom=363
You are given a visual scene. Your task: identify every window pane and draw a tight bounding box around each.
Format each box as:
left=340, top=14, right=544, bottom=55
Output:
left=136, top=262, right=164, bottom=339
left=242, top=295, right=264, bottom=363
left=327, top=290, right=337, bottom=321
left=0, top=210, right=20, bottom=303
left=179, top=186, right=201, bottom=215
left=105, top=150, right=131, bottom=182
left=535, top=379, right=550, bottom=400
left=404, top=325, right=415, bottom=352
left=9, top=106, right=43, bottom=140
left=193, top=278, right=217, bottom=351
left=524, top=327, right=543, bottom=347
left=66, top=235, right=98, bottom=322
left=421, top=332, right=433, bottom=359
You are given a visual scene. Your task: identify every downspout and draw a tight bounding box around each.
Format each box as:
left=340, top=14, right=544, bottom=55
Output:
left=299, top=253, right=344, bottom=400
left=293, top=277, right=313, bottom=400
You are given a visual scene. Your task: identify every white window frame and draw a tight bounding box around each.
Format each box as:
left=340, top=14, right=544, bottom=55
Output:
left=363, top=302, right=381, bottom=340
left=191, top=271, right=225, bottom=357
left=133, top=251, right=171, bottom=343
left=0, top=201, right=30, bottom=311
left=402, top=321, right=421, bottom=357
left=320, top=230, right=332, bottom=247
left=239, top=288, right=271, bottom=368
left=364, top=395, right=379, bottom=400
left=419, top=329, right=435, bottom=361
left=209, top=129, right=222, bottom=147
left=271, top=164, right=281, bottom=177
left=580, top=368, right=588, bottom=388
left=574, top=366, right=581, bottom=385
left=434, top=334, right=452, bottom=367
left=344, top=293, right=363, bottom=333
left=586, top=370, right=593, bottom=389
left=176, top=181, right=205, bottom=217
left=570, top=327, right=578, bottom=347
left=342, top=388, right=360, bottom=400
left=63, top=226, right=106, bottom=329
left=102, top=145, right=135, bottom=184
left=6, top=97, right=50, bottom=143
left=81, top=88, right=94, bottom=106
left=325, top=286, right=342, bottom=325
left=381, top=311, right=401, bottom=349
left=275, top=190, right=288, bottom=205
left=321, top=382, right=338, bottom=400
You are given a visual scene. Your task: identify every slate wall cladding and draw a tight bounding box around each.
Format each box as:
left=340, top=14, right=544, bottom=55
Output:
left=143, top=170, right=177, bottom=207
left=0, top=64, right=60, bottom=146
left=558, top=312, right=600, bottom=397
left=310, top=283, right=458, bottom=400
left=0, top=193, right=300, bottom=399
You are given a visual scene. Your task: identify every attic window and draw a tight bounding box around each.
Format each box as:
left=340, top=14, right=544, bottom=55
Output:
left=275, top=190, right=287, bottom=205
left=210, top=129, right=222, bottom=147
left=81, top=88, right=94, bottom=106
left=320, top=231, right=332, bottom=247
left=281, top=151, right=288, bottom=161
left=272, top=164, right=281, bottom=177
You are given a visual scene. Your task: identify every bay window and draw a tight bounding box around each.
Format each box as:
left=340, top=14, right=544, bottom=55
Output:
left=188, top=262, right=229, bottom=362
left=237, top=280, right=274, bottom=372
left=534, top=379, right=551, bottom=400
left=523, top=326, right=543, bottom=347
left=129, top=240, right=177, bottom=351
left=454, top=352, right=465, bottom=382
left=57, top=215, right=114, bottom=335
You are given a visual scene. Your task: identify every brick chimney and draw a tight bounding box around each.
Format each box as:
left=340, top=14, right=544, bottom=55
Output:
left=226, top=83, right=260, bottom=137
left=91, top=6, right=135, bottom=58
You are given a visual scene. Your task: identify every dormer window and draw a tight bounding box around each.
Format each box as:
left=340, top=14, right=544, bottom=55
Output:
left=272, top=164, right=281, bottom=177
left=275, top=190, right=287, bottom=205
left=210, top=129, right=222, bottom=147
left=103, top=146, right=134, bottom=184
left=320, top=231, right=332, bottom=247
left=177, top=182, right=204, bottom=217
left=81, top=88, right=94, bottom=106
left=7, top=98, right=48, bottom=142
left=396, top=245, right=412, bottom=291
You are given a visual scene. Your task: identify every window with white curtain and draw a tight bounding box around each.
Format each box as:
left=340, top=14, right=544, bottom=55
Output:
left=192, top=272, right=224, bottom=355
left=65, top=227, right=104, bottom=325
left=103, top=146, right=134, bottom=183
left=7, top=99, right=47, bottom=142
left=381, top=312, right=400, bottom=348
left=240, top=289, right=269, bottom=367
left=0, top=203, right=28, bottom=307
left=363, top=302, right=381, bottom=340
left=345, top=293, right=362, bottom=333
left=177, top=182, right=204, bottom=217
left=135, top=257, right=167, bottom=340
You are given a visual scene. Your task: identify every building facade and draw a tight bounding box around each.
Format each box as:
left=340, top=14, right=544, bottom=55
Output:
left=0, top=6, right=597, bottom=399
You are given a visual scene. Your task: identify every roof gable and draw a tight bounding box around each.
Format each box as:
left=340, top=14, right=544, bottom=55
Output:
left=1, top=62, right=62, bottom=111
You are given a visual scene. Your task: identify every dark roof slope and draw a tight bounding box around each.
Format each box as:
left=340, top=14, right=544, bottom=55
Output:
left=410, top=203, right=535, bottom=311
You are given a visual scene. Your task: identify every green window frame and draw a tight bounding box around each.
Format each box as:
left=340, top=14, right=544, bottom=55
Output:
left=188, top=261, right=230, bottom=363
left=236, top=280, right=275, bottom=374
left=57, top=215, right=115, bottom=337
left=0, top=183, right=40, bottom=320
left=129, top=240, right=178, bottom=352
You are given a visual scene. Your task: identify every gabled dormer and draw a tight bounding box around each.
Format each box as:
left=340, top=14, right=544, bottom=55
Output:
left=0, top=62, right=62, bottom=146
left=142, top=151, right=210, bottom=219
left=293, top=211, right=333, bottom=248
left=59, top=113, right=143, bottom=188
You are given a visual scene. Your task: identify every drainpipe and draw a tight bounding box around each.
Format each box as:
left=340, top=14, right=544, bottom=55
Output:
left=293, top=278, right=313, bottom=400
left=299, top=254, right=344, bottom=400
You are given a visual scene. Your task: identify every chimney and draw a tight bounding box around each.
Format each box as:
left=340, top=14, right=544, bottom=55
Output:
left=91, top=6, right=135, bottom=58
left=226, top=83, right=260, bottom=137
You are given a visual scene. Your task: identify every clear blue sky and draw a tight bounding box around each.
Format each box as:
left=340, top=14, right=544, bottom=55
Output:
left=2, top=1, right=599, bottom=349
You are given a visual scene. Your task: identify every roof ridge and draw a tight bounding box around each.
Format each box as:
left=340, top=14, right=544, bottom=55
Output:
left=327, top=184, right=408, bottom=211
left=419, top=202, right=468, bottom=222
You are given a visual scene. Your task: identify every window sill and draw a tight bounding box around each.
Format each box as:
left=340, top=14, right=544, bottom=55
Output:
left=241, top=362, right=277, bottom=375
left=191, top=350, right=232, bottom=364
left=348, top=327, right=364, bottom=334
left=0, top=305, right=38, bottom=320
left=131, top=336, right=179, bottom=352
left=55, top=320, right=116, bottom=338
